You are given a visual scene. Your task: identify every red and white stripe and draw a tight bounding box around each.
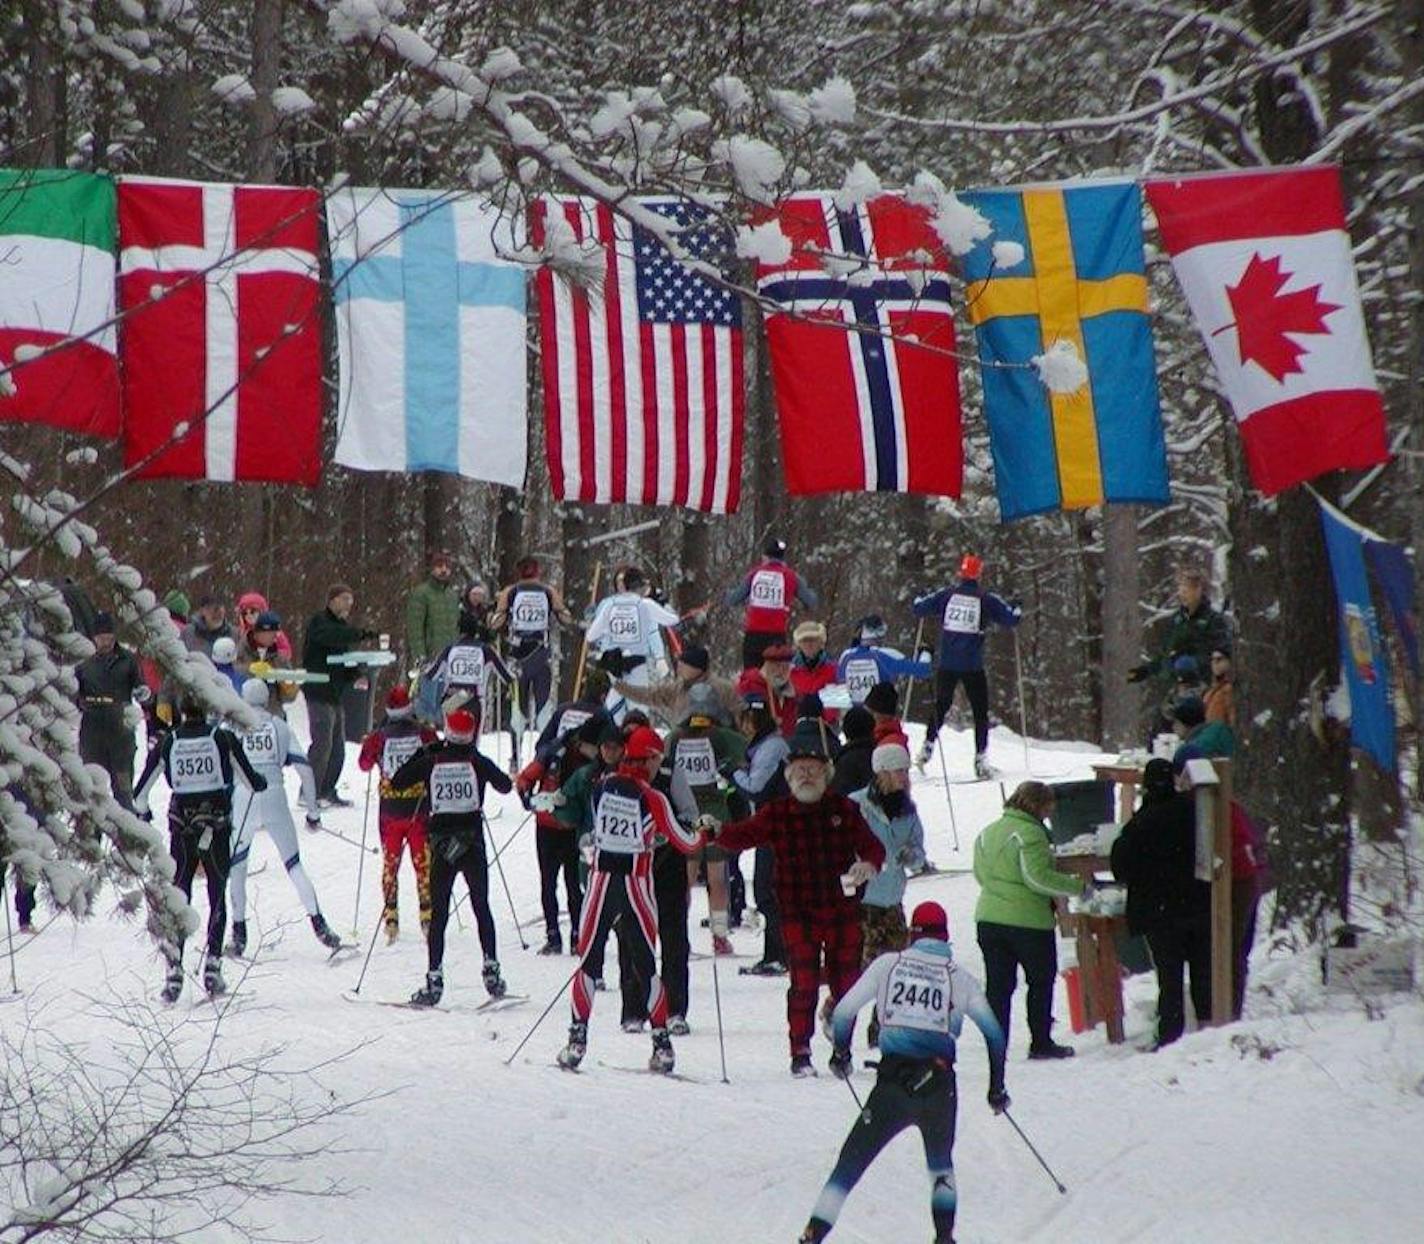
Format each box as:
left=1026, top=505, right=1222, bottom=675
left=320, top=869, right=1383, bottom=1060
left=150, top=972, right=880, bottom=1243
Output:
left=532, top=198, right=744, bottom=514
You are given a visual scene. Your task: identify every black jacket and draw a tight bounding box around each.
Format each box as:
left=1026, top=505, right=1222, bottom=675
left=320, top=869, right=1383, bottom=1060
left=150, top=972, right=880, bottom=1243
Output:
left=76, top=646, right=144, bottom=734
left=301, top=608, right=370, bottom=704
left=831, top=738, right=875, bottom=796
left=391, top=741, right=511, bottom=835
left=133, top=719, right=267, bottom=814
left=1110, top=790, right=1210, bottom=935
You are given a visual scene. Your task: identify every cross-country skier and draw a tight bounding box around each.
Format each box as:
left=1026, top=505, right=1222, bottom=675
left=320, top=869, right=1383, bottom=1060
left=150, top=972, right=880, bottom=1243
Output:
left=391, top=708, right=513, bottom=1006
left=724, top=536, right=820, bottom=669
left=587, top=567, right=683, bottom=719
left=798, top=900, right=1008, bottom=1244
left=610, top=642, right=741, bottom=730
left=666, top=683, right=747, bottom=957
left=912, top=555, right=1021, bottom=777
left=427, top=614, right=512, bottom=724
left=227, top=678, right=342, bottom=956
left=835, top=614, right=932, bottom=707
left=357, top=685, right=438, bottom=943
left=709, top=722, right=885, bottom=1075
left=515, top=676, right=610, bottom=954
left=134, top=696, right=268, bottom=1002
left=489, top=556, right=575, bottom=749
left=558, top=726, right=705, bottom=1073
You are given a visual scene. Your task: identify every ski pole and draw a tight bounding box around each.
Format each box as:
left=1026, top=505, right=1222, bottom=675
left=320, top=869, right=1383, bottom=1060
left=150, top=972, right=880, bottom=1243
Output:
left=1013, top=631, right=1032, bottom=775
left=1002, top=1107, right=1068, bottom=1194
left=937, top=746, right=961, bottom=852
left=312, top=823, right=380, bottom=855
left=842, top=1074, right=870, bottom=1124
left=352, top=767, right=373, bottom=938
left=2, top=863, right=19, bottom=994
left=490, top=809, right=535, bottom=866
left=485, top=820, right=529, bottom=950
left=902, top=617, right=927, bottom=722
left=709, top=951, right=729, bottom=1085
left=571, top=561, right=603, bottom=701
left=348, top=905, right=386, bottom=996
left=504, top=962, right=581, bottom=1066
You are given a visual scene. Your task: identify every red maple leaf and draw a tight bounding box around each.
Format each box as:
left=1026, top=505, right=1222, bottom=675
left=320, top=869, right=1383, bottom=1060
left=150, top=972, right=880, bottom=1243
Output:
left=1213, top=252, right=1340, bottom=383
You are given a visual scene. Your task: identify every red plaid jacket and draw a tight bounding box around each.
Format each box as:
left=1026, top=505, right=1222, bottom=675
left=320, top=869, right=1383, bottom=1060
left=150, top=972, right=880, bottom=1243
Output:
left=718, top=792, right=886, bottom=920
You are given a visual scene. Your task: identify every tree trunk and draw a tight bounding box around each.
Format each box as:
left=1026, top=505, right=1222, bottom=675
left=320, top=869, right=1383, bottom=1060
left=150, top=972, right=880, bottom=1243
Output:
left=1101, top=504, right=1141, bottom=748
left=21, top=1, right=59, bottom=167
left=247, top=0, right=285, bottom=182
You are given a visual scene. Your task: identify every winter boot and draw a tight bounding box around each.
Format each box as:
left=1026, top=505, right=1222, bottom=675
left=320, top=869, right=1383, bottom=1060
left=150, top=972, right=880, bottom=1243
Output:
left=649, top=1027, right=676, bottom=1074
left=410, top=969, right=444, bottom=1007
left=481, top=958, right=507, bottom=999
left=828, top=1047, right=853, bottom=1079
left=740, top=958, right=788, bottom=977
left=1027, top=1041, right=1075, bottom=1060
left=226, top=920, right=247, bottom=959
left=538, top=933, right=563, bottom=956
left=311, top=913, right=342, bottom=950
left=160, top=959, right=184, bottom=1004
left=558, top=1021, right=588, bottom=1070
left=974, top=752, right=995, bottom=780
left=712, top=934, right=735, bottom=956
left=667, top=1015, right=691, bottom=1037
left=203, top=954, right=227, bottom=998
left=790, top=1052, right=817, bottom=1078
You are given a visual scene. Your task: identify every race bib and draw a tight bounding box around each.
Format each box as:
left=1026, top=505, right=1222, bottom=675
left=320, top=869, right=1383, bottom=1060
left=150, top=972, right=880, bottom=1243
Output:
left=607, top=603, right=641, bottom=645
left=446, top=645, right=485, bottom=687
left=674, top=737, right=717, bottom=784
left=241, top=721, right=280, bottom=766
left=843, top=657, right=880, bottom=703
left=748, top=569, right=786, bottom=610
left=557, top=709, right=592, bottom=738
left=510, top=589, right=550, bottom=635
left=880, top=955, right=953, bottom=1035
left=170, top=735, right=223, bottom=794
left=430, top=761, right=479, bottom=815
left=593, top=791, right=645, bottom=855
left=382, top=734, right=422, bottom=776
left=941, top=593, right=982, bottom=635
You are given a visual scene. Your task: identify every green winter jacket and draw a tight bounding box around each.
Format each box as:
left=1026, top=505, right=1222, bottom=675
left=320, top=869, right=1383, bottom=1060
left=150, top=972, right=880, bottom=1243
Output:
left=406, top=577, right=461, bottom=666
left=554, top=759, right=608, bottom=835
left=973, top=807, right=1083, bottom=931
left=1145, top=600, right=1231, bottom=680
left=1181, top=720, right=1235, bottom=759
left=664, top=724, right=747, bottom=821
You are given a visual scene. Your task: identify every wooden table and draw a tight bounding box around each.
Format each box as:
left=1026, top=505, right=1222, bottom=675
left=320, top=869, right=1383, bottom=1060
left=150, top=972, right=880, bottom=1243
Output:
left=1091, top=762, right=1145, bottom=825
left=1055, top=853, right=1127, bottom=1044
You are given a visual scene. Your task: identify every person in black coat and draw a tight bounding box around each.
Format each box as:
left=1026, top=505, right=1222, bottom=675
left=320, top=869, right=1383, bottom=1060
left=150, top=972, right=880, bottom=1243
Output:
left=831, top=706, right=875, bottom=795
left=75, top=612, right=148, bottom=810
left=1110, top=759, right=1212, bottom=1048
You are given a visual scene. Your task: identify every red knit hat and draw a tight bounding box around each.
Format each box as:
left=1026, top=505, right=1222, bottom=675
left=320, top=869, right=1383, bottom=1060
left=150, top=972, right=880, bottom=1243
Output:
left=960, top=553, right=983, bottom=579
left=623, top=726, right=665, bottom=761
left=909, top=901, right=949, bottom=941
left=444, top=708, right=477, bottom=742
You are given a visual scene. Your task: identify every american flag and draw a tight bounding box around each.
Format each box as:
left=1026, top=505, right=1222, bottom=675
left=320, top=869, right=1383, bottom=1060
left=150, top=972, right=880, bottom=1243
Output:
left=532, top=198, right=744, bottom=513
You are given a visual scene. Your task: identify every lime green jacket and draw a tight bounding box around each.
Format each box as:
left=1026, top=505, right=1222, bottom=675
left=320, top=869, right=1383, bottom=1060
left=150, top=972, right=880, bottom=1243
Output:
left=973, top=807, right=1083, bottom=931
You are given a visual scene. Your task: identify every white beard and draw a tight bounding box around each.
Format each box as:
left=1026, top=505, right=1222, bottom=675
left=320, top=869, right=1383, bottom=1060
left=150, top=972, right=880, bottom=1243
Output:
left=789, top=772, right=828, bottom=804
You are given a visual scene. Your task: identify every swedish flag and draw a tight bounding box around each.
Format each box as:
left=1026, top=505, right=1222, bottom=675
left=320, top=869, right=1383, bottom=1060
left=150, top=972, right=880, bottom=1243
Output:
left=960, top=182, right=1169, bottom=520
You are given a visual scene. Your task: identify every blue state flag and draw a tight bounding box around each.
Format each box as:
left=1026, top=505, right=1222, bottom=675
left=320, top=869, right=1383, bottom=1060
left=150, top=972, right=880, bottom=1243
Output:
left=1319, top=497, right=1395, bottom=771
left=959, top=181, right=1169, bottom=520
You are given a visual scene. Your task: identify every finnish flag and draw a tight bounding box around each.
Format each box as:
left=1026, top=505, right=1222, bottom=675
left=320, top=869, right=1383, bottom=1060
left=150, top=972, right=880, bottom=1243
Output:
left=328, top=187, right=528, bottom=486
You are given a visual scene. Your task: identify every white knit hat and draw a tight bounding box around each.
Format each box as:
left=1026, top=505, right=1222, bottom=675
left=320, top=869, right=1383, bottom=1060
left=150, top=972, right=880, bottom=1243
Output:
left=871, top=742, right=911, bottom=773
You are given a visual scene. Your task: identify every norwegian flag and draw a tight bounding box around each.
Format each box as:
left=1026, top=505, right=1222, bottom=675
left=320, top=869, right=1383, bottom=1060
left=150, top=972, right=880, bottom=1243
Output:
left=118, top=177, right=323, bottom=484
left=531, top=197, right=744, bottom=513
left=756, top=195, right=961, bottom=497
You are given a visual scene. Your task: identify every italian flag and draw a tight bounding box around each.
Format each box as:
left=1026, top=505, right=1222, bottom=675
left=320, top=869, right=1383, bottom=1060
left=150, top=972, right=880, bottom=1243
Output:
left=0, top=169, right=119, bottom=437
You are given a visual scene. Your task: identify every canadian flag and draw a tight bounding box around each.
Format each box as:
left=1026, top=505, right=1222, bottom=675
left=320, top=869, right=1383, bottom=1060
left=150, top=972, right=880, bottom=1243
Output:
left=118, top=177, right=323, bottom=484
left=1145, top=166, right=1387, bottom=495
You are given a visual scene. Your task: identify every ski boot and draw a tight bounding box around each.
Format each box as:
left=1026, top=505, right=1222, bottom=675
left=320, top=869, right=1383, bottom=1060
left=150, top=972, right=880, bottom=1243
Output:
left=203, top=954, right=227, bottom=998
left=649, top=1027, right=675, bottom=1075
left=973, top=751, right=994, bottom=780
left=226, top=920, right=247, bottom=958
left=481, top=958, right=507, bottom=999
left=160, top=959, right=184, bottom=1004
left=667, top=1015, right=691, bottom=1037
left=410, top=969, right=444, bottom=1007
left=538, top=933, right=563, bottom=956
left=790, top=1052, right=817, bottom=1078
left=828, top=1047, right=853, bottom=1079
left=311, top=913, right=342, bottom=950
left=558, top=1021, right=588, bottom=1070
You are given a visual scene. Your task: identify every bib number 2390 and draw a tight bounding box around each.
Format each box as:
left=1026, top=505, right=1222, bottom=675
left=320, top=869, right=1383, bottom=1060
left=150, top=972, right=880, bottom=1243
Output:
left=430, top=762, right=479, bottom=815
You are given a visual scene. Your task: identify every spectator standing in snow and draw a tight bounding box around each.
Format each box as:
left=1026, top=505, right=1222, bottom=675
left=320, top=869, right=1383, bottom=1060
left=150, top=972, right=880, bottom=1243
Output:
left=1203, top=647, right=1237, bottom=729
left=302, top=584, right=376, bottom=808
left=179, top=596, right=232, bottom=659
left=75, top=611, right=148, bottom=811
left=406, top=551, right=461, bottom=671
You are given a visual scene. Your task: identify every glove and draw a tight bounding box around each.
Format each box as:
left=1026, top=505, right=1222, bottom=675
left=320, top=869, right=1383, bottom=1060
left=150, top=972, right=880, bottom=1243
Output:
left=845, top=859, right=877, bottom=886
left=1127, top=663, right=1153, bottom=684
left=695, top=813, right=721, bottom=838
left=251, top=775, right=269, bottom=793
left=988, top=1086, right=1011, bottom=1115
left=531, top=791, right=565, bottom=812
left=716, top=759, right=738, bottom=780
left=596, top=648, right=627, bottom=678
left=249, top=660, right=273, bottom=679
left=1007, top=597, right=1023, bottom=614
left=829, top=1047, right=852, bottom=1080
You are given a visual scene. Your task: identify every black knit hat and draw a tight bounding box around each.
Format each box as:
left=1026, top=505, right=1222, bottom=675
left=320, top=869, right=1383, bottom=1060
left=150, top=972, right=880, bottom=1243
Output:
left=841, top=705, right=874, bottom=742
left=679, top=644, right=710, bottom=672
left=863, top=682, right=899, bottom=715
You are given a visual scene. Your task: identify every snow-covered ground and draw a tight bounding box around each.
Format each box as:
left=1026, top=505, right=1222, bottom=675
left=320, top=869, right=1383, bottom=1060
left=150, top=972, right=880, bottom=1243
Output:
left=5, top=715, right=1423, bottom=1243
